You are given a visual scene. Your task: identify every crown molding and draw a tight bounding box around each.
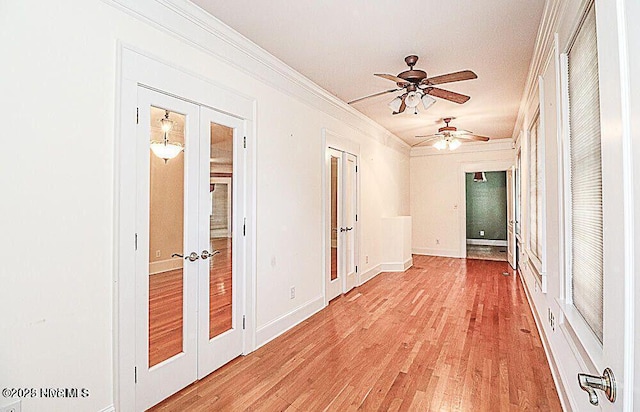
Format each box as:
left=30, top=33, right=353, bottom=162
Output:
left=101, top=0, right=410, bottom=155
left=512, top=0, right=566, bottom=140
left=410, top=138, right=514, bottom=157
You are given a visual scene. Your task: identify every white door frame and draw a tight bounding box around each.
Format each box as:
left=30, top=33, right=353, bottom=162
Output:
left=321, top=128, right=360, bottom=307
left=114, top=46, right=257, bottom=411
left=459, top=159, right=514, bottom=258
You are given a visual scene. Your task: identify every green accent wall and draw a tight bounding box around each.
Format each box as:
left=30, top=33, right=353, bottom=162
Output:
left=465, top=171, right=507, bottom=240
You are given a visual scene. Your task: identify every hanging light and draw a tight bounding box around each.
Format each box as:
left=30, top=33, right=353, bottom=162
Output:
left=473, top=172, right=487, bottom=182
left=388, top=96, right=403, bottom=112
left=433, top=138, right=448, bottom=150
left=405, top=91, right=421, bottom=108
left=150, top=110, right=184, bottom=163
left=421, top=94, right=436, bottom=110
left=448, top=138, right=462, bottom=150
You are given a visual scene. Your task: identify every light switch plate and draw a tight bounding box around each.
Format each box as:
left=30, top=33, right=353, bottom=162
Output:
left=0, top=400, right=21, bottom=412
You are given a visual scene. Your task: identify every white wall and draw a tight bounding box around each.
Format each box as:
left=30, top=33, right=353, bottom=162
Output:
left=410, top=142, right=514, bottom=258
left=0, top=1, right=409, bottom=411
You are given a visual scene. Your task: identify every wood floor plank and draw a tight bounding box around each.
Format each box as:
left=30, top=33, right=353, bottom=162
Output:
left=149, top=255, right=562, bottom=411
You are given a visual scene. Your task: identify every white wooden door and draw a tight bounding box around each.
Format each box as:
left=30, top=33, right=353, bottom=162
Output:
left=326, top=148, right=343, bottom=301
left=506, top=167, right=516, bottom=269
left=135, top=88, right=199, bottom=410
left=343, top=153, right=358, bottom=292
left=197, top=106, right=245, bottom=378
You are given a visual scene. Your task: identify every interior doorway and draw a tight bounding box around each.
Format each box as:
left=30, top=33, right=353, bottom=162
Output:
left=135, top=88, right=246, bottom=410
left=325, top=147, right=358, bottom=302
left=464, top=171, right=508, bottom=262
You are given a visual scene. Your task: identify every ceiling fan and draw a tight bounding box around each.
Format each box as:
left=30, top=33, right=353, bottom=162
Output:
left=348, top=55, right=477, bottom=115
left=412, top=118, right=490, bottom=150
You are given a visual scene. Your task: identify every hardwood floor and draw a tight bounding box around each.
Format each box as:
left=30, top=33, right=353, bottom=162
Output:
left=150, top=255, right=561, bottom=411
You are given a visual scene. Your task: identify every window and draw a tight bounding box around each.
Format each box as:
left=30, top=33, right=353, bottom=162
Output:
left=567, top=4, right=603, bottom=342
left=528, top=111, right=543, bottom=266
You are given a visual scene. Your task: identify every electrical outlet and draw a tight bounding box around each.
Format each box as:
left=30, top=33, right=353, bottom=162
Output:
left=290, top=287, right=295, bottom=300
left=436, top=239, right=440, bottom=245
left=479, top=230, right=485, bottom=236
left=156, top=250, right=161, bottom=258
left=365, top=255, right=369, bottom=264
left=0, top=400, right=21, bottom=412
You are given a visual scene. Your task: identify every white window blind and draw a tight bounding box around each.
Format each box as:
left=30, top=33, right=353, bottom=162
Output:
left=528, top=113, right=543, bottom=262
left=568, top=4, right=603, bottom=342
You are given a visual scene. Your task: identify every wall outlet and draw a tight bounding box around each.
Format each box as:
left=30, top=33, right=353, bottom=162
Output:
left=479, top=230, right=485, bottom=236
left=290, top=287, right=295, bottom=300
left=365, top=255, right=369, bottom=264
left=548, top=308, right=556, bottom=332
left=155, top=250, right=161, bottom=258
left=0, top=400, right=21, bottom=412
left=436, top=239, right=440, bottom=245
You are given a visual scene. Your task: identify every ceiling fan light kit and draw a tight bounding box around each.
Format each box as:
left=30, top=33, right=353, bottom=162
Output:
left=413, top=118, right=490, bottom=151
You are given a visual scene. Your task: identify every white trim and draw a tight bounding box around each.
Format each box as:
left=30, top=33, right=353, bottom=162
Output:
left=380, top=257, right=413, bottom=272
left=412, top=247, right=461, bottom=258
left=115, top=45, right=257, bottom=411
left=255, top=295, right=325, bottom=348
left=466, top=239, right=508, bottom=246
left=149, top=257, right=182, bottom=274
left=102, top=0, right=410, bottom=156
left=98, top=405, right=116, bottom=412
left=410, top=138, right=513, bottom=157
left=359, top=264, right=382, bottom=284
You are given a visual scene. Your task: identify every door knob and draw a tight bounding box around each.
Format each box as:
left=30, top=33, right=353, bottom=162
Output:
left=171, top=252, right=200, bottom=262
left=345, top=227, right=353, bottom=231
left=340, top=228, right=346, bottom=232
left=201, top=250, right=221, bottom=260
left=578, top=367, right=616, bottom=405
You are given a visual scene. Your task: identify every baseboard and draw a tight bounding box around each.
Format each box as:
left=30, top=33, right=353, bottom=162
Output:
left=149, top=257, right=182, bottom=274
left=359, top=264, right=382, bottom=284
left=98, top=405, right=115, bottom=412
left=466, top=239, right=508, bottom=246
left=380, top=257, right=413, bottom=272
left=518, top=272, right=573, bottom=411
left=412, top=247, right=461, bottom=258
left=256, top=295, right=325, bottom=348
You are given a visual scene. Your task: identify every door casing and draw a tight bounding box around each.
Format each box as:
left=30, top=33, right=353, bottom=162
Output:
left=115, top=46, right=256, bottom=411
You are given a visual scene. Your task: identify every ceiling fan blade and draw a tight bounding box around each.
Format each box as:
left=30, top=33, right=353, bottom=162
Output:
left=393, top=96, right=407, bottom=114
left=423, top=70, right=477, bottom=86
left=414, top=134, right=438, bottom=139
left=425, top=87, right=471, bottom=104
left=375, top=73, right=410, bottom=84
left=348, top=88, right=402, bottom=104
left=455, top=134, right=490, bottom=142
left=411, top=136, right=440, bottom=147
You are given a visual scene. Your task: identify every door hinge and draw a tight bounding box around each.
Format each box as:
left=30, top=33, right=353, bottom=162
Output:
left=355, top=165, right=358, bottom=172
left=136, top=107, right=139, bottom=124
left=242, top=315, right=246, bottom=330
left=135, top=233, right=138, bottom=251
left=243, top=136, right=247, bottom=149
left=243, top=218, right=246, bottom=236
left=356, top=214, right=358, bottom=222
left=356, top=265, right=358, bottom=273
left=134, top=366, right=137, bottom=383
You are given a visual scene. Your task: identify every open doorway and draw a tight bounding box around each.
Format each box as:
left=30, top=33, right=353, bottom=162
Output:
left=465, top=171, right=508, bottom=261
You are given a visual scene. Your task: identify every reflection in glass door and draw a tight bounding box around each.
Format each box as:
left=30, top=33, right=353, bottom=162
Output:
left=135, top=89, right=199, bottom=411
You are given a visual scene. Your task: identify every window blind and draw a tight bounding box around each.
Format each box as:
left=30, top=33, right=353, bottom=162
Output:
left=568, top=4, right=603, bottom=343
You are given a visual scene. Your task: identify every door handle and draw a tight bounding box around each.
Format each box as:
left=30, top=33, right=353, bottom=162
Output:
left=340, top=228, right=346, bottom=232
left=578, top=367, right=616, bottom=405
left=171, top=252, right=200, bottom=262
left=201, top=250, right=221, bottom=260
left=345, top=227, right=353, bottom=231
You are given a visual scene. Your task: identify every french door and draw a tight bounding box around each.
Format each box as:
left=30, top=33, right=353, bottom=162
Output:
left=135, top=88, right=245, bottom=410
left=506, top=167, right=517, bottom=269
left=326, top=148, right=357, bottom=302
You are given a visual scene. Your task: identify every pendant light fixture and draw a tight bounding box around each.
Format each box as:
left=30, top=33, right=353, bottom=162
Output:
left=473, top=172, right=487, bottom=182
left=150, top=110, right=184, bottom=163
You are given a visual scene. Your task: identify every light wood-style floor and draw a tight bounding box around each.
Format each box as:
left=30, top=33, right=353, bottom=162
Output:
left=150, top=255, right=561, bottom=411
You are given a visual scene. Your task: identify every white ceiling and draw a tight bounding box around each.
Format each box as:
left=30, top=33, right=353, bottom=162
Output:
left=191, top=0, right=545, bottom=146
